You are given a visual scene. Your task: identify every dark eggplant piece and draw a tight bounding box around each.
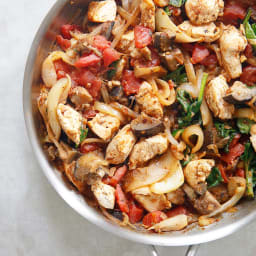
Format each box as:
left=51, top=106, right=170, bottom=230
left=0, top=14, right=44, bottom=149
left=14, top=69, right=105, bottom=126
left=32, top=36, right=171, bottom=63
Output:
left=160, top=48, right=184, bottom=71
left=131, top=113, right=164, bottom=137
left=109, top=86, right=124, bottom=101
left=223, top=81, right=256, bottom=104
left=153, top=32, right=175, bottom=52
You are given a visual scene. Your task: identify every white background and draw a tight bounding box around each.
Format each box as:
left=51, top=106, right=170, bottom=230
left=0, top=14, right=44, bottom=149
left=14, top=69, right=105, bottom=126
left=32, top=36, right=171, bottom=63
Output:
left=1, top=0, right=256, bottom=255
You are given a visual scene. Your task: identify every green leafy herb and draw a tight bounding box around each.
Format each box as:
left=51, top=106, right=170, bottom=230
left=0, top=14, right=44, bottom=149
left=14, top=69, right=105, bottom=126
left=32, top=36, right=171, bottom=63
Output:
left=164, top=6, right=172, bottom=16
left=237, top=118, right=255, bottom=134
left=181, top=153, right=194, bottom=167
left=177, top=73, right=208, bottom=128
left=169, top=0, right=186, bottom=7
left=106, top=60, right=119, bottom=80
left=171, top=128, right=184, bottom=137
left=214, top=122, right=238, bottom=152
left=164, top=65, right=188, bottom=85
left=76, top=128, right=88, bottom=148
left=243, top=9, right=256, bottom=49
left=241, top=142, right=256, bottom=198
left=206, top=167, right=224, bottom=188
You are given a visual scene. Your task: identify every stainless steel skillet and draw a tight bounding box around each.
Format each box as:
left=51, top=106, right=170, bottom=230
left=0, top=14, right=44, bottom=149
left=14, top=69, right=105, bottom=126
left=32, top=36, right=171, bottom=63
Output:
left=23, top=1, right=256, bottom=255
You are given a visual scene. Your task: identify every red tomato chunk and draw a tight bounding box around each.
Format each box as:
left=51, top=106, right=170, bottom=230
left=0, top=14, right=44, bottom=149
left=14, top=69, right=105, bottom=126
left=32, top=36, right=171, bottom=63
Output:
left=54, top=59, right=72, bottom=79
left=166, top=206, right=188, bottom=218
left=93, top=35, right=112, bottom=51
left=61, top=24, right=81, bottom=39
left=223, top=1, right=246, bottom=25
left=134, top=25, right=152, bottom=49
left=107, top=165, right=128, bottom=187
left=128, top=200, right=144, bottom=224
left=142, top=211, right=167, bottom=228
left=240, top=66, right=256, bottom=86
left=221, top=143, right=245, bottom=165
left=122, top=70, right=142, bottom=95
left=56, top=35, right=71, bottom=51
left=191, top=44, right=210, bottom=64
left=115, top=184, right=129, bottom=214
left=75, top=54, right=101, bottom=68
left=80, top=143, right=99, bottom=154
left=103, top=47, right=120, bottom=67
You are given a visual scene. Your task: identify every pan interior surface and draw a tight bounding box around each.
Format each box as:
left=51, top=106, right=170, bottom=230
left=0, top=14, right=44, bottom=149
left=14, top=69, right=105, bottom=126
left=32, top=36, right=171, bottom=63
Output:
left=23, top=0, right=256, bottom=246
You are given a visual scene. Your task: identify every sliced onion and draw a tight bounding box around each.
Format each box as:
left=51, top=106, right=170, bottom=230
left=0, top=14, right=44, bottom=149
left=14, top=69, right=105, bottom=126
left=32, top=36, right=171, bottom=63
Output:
left=205, top=186, right=245, bottom=218
left=80, top=138, right=106, bottom=147
left=184, top=52, right=197, bottom=86
left=182, top=124, right=204, bottom=153
left=94, top=101, right=126, bottom=123
left=101, top=83, right=110, bottom=104
left=234, top=108, right=256, bottom=121
left=42, top=51, right=75, bottom=88
left=164, top=120, right=179, bottom=146
left=110, top=102, right=139, bottom=119
left=47, top=76, right=71, bottom=140
left=149, top=214, right=188, bottom=232
left=200, top=99, right=213, bottom=127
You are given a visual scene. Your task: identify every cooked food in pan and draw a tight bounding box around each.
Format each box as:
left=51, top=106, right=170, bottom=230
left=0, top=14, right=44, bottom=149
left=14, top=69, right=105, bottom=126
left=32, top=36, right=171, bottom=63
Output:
left=38, top=0, right=256, bottom=232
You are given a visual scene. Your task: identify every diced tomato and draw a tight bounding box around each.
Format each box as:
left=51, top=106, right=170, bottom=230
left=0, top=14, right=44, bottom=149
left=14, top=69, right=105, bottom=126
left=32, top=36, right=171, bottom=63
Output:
left=56, top=35, right=71, bottom=51
left=54, top=59, right=72, bottom=79
left=240, top=66, right=256, bottom=86
left=167, top=6, right=181, bottom=17
left=80, top=143, right=99, bottom=154
left=128, top=200, right=144, bottom=224
left=191, top=44, right=210, bottom=64
left=74, top=54, right=101, bottom=68
left=122, top=70, right=142, bottom=95
left=115, top=184, right=129, bottom=214
left=217, top=164, right=229, bottom=183
left=236, top=168, right=245, bottom=178
left=134, top=25, right=153, bottom=49
left=93, top=35, right=111, bottom=51
left=83, top=109, right=98, bottom=119
left=228, top=134, right=241, bottom=150
left=245, top=44, right=254, bottom=58
left=221, top=143, right=245, bottom=165
left=166, top=206, right=188, bottom=218
left=61, top=24, right=81, bottom=39
left=142, top=211, right=167, bottom=228
left=200, top=54, right=218, bottom=67
left=182, top=43, right=194, bottom=52
left=107, top=166, right=128, bottom=187
left=103, top=47, right=121, bottom=67
left=72, top=69, right=102, bottom=99
left=223, top=1, right=246, bottom=26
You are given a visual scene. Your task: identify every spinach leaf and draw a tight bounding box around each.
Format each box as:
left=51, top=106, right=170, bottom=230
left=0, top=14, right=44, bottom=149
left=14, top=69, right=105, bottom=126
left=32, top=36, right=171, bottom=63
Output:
left=237, top=118, right=255, bottom=134
left=164, top=65, right=188, bottom=85
left=169, top=0, right=186, bottom=7
left=177, top=73, right=208, bottom=128
left=241, top=142, right=256, bottom=198
left=78, top=128, right=88, bottom=147
left=243, top=9, right=256, bottom=49
left=206, top=167, right=223, bottom=188
left=214, top=122, right=238, bottom=152
left=106, top=60, right=119, bottom=80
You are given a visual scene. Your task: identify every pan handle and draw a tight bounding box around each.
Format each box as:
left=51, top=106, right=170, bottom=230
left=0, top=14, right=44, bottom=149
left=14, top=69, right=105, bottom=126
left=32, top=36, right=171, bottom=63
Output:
left=147, top=244, right=200, bottom=256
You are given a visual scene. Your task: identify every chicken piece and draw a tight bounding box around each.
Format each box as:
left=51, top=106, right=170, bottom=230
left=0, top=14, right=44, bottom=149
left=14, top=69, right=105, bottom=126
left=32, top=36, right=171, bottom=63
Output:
left=88, top=0, right=117, bottom=23
left=160, top=48, right=184, bottom=71
left=91, top=181, right=115, bottom=209
left=140, top=0, right=155, bottom=31
left=167, top=188, right=185, bottom=205
left=193, top=191, right=221, bottom=215
left=224, top=81, right=256, bottom=104
left=69, top=86, right=93, bottom=108
left=178, top=21, right=220, bottom=43
left=116, top=30, right=135, bottom=53
left=132, top=187, right=171, bottom=212
left=88, top=113, right=120, bottom=141
left=57, top=104, right=83, bottom=145
left=75, top=151, right=109, bottom=182
left=136, top=82, right=163, bottom=119
left=105, top=124, right=136, bottom=164
left=205, top=75, right=235, bottom=120
left=129, top=133, right=168, bottom=169
left=184, top=159, right=215, bottom=195
left=220, top=25, right=247, bottom=79
left=185, top=0, right=224, bottom=25
left=209, top=184, right=229, bottom=204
